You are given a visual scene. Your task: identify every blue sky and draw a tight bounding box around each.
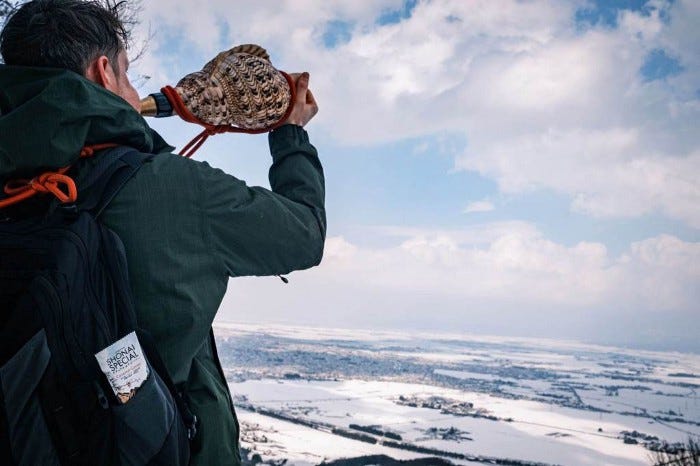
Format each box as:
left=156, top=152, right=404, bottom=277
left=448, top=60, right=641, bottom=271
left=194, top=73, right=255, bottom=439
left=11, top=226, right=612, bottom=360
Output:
left=135, top=0, right=699, bottom=352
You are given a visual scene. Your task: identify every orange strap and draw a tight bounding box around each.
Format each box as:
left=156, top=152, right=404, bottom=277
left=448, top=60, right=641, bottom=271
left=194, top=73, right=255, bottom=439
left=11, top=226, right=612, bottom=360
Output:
left=161, top=70, right=297, bottom=158
left=0, top=143, right=119, bottom=209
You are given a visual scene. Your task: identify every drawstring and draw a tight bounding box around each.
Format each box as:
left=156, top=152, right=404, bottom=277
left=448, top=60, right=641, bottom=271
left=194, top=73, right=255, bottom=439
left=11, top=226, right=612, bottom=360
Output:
left=178, top=126, right=230, bottom=159
left=0, top=143, right=118, bottom=209
left=161, top=70, right=296, bottom=158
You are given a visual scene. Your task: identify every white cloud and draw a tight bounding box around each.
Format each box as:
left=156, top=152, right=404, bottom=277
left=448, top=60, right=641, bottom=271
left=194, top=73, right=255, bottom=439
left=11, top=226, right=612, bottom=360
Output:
left=236, top=225, right=700, bottom=312
left=315, top=228, right=608, bottom=306
left=219, top=226, right=700, bottom=347
left=135, top=0, right=700, bottom=228
left=463, top=200, right=494, bottom=213
left=412, top=141, right=429, bottom=154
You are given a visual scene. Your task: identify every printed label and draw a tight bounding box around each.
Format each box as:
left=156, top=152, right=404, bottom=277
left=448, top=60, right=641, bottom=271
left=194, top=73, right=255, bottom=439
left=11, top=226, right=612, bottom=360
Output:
left=95, top=332, right=149, bottom=404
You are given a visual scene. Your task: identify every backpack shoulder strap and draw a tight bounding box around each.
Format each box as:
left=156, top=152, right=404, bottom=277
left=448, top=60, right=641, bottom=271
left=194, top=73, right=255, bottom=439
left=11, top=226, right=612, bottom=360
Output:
left=77, top=146, right=154, bottom=217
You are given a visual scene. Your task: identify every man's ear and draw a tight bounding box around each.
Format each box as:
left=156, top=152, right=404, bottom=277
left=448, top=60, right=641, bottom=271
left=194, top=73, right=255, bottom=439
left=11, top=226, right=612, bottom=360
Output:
left=84, top=55, right=116, bottom=91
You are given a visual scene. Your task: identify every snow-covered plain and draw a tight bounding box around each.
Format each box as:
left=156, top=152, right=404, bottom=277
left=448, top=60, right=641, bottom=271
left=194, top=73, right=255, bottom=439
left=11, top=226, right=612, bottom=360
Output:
left=215, top=322, right=700, bottom=466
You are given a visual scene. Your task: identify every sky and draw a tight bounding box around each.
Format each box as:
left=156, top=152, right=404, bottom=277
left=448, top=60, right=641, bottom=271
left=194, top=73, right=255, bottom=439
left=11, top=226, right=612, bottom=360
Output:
left=130, top=0, right=699, bottom=353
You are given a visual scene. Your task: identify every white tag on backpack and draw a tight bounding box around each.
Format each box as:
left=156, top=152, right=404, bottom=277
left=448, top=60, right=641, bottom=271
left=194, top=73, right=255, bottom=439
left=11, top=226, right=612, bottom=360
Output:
left=95, top=331, right=150, bottom=404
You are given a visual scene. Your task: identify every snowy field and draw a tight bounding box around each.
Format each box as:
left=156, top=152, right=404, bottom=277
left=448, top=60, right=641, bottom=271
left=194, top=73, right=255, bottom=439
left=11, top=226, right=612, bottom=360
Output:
left=214, top=323, right=700, bottom=466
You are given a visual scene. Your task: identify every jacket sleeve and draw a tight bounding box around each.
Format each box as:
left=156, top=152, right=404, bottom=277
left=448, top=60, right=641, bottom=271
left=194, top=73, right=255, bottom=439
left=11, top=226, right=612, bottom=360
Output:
left=201, top=124, right=326, bottom=277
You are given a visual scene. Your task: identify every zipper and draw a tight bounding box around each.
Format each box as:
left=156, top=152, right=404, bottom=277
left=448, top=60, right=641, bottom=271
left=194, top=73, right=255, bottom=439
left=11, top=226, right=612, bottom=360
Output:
left=61, top=227, right=113, bottom=345
left=37, top=275, right=111, bottom=410
left=34, top=275, right=81, bottom=372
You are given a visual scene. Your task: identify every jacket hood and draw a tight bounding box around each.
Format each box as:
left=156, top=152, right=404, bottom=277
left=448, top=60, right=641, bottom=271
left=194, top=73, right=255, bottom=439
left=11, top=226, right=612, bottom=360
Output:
left=0, top=65, right=170, bottom=179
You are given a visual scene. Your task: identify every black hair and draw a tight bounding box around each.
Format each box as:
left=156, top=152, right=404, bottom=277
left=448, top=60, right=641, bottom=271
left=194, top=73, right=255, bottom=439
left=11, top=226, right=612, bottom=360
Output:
left=0, top=0, right=128, bottom=75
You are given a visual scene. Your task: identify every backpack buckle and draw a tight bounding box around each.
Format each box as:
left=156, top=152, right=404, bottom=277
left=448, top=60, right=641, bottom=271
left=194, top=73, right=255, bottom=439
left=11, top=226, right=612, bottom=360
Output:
left=57, top=202, right=79, bottom=220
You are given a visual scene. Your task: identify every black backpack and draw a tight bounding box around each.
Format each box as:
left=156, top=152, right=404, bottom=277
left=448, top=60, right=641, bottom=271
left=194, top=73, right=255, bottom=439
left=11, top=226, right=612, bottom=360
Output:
left=0, top=147, right=196, bottom=465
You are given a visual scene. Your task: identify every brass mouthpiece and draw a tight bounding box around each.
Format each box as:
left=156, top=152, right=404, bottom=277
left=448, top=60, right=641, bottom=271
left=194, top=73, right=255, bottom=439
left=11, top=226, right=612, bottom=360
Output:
left=140, top=95, right=158, bottom=117
left=139, top=93, right=174, bottom=118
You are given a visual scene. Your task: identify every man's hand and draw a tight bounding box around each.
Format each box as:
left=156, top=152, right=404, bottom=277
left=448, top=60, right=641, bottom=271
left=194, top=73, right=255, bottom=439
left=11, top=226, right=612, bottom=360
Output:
left=283, top=72, right=318, bottom=127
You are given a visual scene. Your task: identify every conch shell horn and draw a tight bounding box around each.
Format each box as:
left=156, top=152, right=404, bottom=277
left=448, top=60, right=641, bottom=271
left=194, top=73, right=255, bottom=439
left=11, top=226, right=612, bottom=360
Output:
left=140, top=44, right=293, bottom=133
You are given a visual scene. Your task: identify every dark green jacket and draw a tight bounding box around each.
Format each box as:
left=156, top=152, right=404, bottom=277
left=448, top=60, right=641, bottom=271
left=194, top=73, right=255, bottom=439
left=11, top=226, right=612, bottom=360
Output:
left=0, top=65, right=326, bottom=465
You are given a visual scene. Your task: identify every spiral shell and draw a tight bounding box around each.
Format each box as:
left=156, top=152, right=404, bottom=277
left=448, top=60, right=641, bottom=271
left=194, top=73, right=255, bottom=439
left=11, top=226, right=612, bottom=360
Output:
left=174, top=44, right=291, bottom=129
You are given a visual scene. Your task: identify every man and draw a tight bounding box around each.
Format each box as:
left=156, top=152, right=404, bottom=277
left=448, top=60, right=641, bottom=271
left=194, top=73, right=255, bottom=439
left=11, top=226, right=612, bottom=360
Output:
left=0, top=1, right=325, bottom=465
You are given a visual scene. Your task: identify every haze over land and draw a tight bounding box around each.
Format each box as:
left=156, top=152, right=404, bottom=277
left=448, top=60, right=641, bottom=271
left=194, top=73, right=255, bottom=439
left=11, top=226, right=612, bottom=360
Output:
left=133, top=0, right=700, bottom=352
